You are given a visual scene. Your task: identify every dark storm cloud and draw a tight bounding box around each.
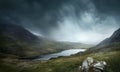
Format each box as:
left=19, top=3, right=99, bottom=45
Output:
left=91, top=0, right=120, bottom=23
left=0, top=0, right=120, bottom=25
left=92, top=0, right=120, bottom=15
left=0, top=0, right=62, bottom=26
left=0, top=0, right=89, bottom=34
left=0, top=0, right=120, bottom=44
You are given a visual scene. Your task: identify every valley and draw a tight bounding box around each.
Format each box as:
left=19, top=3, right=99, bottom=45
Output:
left=0, top=23, right=93, bottom=59
left=0, top=0, right=120, bottom=72
left=0, top=26, right=120, bottom=72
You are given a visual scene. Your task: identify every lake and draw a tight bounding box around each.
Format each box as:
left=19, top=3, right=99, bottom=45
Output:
left=36, top=49, right=86, bottom=60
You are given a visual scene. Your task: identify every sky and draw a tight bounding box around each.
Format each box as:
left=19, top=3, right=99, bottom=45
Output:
left=0, top=0, right=120, bottom=44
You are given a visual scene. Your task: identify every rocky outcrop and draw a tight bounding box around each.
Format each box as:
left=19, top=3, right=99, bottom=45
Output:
left=79, top=57, right=107, bottom=72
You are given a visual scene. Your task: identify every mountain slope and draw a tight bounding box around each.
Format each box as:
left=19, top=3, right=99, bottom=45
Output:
left=0, top=23, right=42, bottom=57
left=98, top=28, right=120, bottom=46
left=87, top=28, right=120, bottom=53
left=0, top=23, right=92, bottom=58
left=0, top=23, right=39, bottom=43
left=0, top=23, right=65, bottom=58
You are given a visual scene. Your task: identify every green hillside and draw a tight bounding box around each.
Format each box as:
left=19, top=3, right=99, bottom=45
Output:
left=0, top=24, right=92, bottom=58
left=0, top=24, right=119, bottom=72
left=0, top=50, right=120, bottom=72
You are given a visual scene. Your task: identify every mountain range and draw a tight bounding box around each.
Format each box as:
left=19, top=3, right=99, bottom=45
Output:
left=0, top=23, right=92, bottom=58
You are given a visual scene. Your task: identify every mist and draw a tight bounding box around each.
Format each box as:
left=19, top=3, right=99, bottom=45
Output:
left=48, top=3, right=119, bottom=44
left=0, top=0, right=120, bottom=44
left=49, top=11, right=119, bottom=44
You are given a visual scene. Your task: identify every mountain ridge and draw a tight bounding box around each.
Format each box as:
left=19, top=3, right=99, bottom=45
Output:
left=87, top=28, right=120, bottom=53
left=98, top=28, right=120, bottom=46
left=0, top=23, right=93, bottom=58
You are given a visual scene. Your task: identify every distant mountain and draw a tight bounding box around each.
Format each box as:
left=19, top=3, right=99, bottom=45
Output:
left=88, top=28, right=120, bottom=53
left=0, top=23, right=92, bottom=58
left=98, top=28, right=120, bottom=46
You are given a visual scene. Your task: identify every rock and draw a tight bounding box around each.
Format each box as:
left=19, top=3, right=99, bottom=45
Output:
left=79, top=57, right=107, bottom=72
left=93, top=61, right=107, bottom=72
left=81, top=57, right=94, bottom=72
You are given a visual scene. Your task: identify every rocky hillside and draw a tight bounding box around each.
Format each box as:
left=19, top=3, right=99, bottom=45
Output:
left=87, top=28, right=120, bottom=53
left=98, top=28, right=120, bottom=46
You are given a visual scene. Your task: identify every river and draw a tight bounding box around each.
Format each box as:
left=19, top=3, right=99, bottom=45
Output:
left=36, top=49, right=86, bottom=60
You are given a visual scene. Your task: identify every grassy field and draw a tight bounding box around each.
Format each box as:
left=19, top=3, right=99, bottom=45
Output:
left=0, top=51, right=120, bottom=72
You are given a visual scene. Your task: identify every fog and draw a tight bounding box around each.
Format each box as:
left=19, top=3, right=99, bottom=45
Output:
left=49, top=12, right=119, bottom=44
left=0, top=0, right=120, bottom=44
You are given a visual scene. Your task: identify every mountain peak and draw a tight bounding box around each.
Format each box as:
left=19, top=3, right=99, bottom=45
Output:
left=0, top=23, right=38, bottom=43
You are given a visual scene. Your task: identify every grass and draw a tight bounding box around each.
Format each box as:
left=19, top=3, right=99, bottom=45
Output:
left=0, top=51, right=120, bottom=72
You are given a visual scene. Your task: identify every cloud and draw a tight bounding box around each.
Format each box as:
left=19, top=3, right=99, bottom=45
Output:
left=49, top=11, right=119, bottom=44
left=0, top=0, right=120, bottom=44
left=92, top=0, right=120, bottom=16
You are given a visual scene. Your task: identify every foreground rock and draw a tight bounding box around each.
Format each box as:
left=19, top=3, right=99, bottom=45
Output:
left=79, top=57, right=107, bottom=72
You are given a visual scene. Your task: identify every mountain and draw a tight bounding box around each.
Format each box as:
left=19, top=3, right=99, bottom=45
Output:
left=88, top=28, right=120, bottom=53
left=0, top=23, right=39, bottom=43
left=0, top=23, right=92, bottom=58
left=0, top=23, right=64, bottom=58
left=98, top=28, right=120, bottom=46
left=0, top=23, right=42, bottom=58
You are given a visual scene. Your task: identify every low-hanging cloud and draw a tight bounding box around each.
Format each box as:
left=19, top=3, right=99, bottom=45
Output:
left=0, top=0, right=120, bottom=44
left=49, top=10, right=119, bottom=44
